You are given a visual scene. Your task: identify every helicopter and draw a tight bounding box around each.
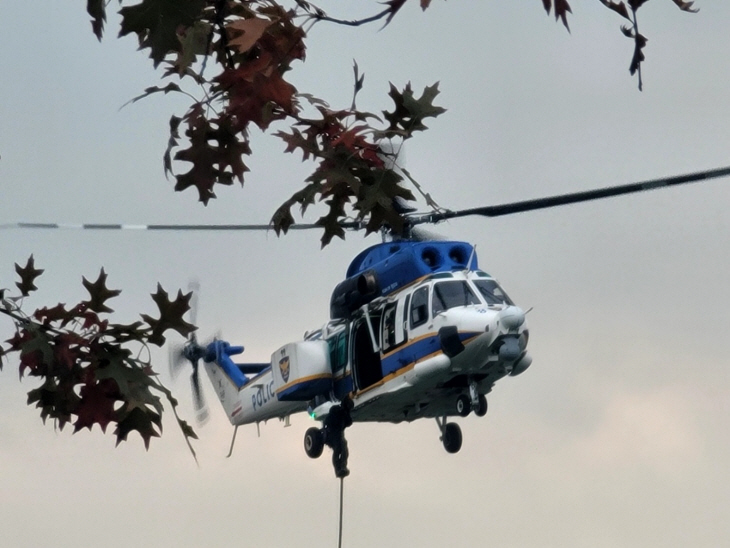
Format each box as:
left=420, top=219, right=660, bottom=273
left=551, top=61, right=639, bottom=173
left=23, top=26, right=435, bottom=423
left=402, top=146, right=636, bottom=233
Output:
left=172, top=237, right=529, bottom=474
left=159, top=164, right=730, bottom=478
left=6, top=164, right=730, bottom=478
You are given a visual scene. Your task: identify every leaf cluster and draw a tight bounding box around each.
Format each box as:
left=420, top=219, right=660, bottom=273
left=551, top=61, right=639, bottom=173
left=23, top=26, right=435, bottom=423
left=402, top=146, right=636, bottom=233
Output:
left=84, top=1, right=699, bottom=241
left=544, top=0, right=698, bottom=90
left=273, top=80, right=445, bottom=245
left=0, top=257, right=198, bottom=456
left=89, top=1, right=449, bottom=244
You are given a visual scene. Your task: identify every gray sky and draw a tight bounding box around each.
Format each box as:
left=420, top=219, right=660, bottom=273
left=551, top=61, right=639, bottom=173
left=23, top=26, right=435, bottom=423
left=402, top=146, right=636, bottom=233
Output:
left=1, top=2, right=730, bottom=547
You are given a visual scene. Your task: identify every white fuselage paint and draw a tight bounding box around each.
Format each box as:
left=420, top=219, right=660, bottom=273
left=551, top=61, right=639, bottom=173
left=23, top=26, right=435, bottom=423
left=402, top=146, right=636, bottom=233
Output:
left=204, top=270, right=530, bottom=427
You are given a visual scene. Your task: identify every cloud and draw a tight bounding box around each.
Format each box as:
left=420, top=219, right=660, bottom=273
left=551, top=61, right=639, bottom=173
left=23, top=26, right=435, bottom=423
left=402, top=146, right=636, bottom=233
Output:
left=570, top=385, right=704, bottom=478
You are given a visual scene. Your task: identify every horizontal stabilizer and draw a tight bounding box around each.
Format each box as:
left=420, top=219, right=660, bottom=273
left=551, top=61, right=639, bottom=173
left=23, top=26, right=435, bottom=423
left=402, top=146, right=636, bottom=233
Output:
left=238, top=363, right=270, bottom=375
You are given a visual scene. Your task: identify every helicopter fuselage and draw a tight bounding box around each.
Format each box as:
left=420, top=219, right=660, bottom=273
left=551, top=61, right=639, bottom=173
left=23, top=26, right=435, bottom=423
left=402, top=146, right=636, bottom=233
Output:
left=200, top=240, right=531, bottom=457
left=203, top=270, right=530, bottom=426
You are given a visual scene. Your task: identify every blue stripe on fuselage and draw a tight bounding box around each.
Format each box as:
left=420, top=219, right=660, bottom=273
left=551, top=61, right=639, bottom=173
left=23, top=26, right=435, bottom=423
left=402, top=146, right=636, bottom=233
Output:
left=331, top=331, right=481, bottom=400
left=333, top=374, right=354, bottom=400
left=380, top=331, right=480, bottom=376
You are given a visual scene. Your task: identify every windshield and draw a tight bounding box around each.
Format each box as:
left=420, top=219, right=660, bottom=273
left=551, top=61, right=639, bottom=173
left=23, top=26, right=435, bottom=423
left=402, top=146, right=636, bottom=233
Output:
left=473, top=279, right=514, bottom=306
left=432, top=281, right=481, bottom=315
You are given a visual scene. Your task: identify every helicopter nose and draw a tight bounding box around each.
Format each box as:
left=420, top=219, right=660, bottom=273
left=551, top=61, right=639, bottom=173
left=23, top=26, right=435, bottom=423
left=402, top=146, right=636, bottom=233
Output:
left=499, top=306, right=525, bottom=330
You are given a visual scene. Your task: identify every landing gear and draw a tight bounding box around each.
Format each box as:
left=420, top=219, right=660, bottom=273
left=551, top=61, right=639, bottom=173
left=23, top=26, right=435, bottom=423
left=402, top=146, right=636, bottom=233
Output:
left=456, top=394, right=471, bottom=417
left=475, top=394, right=488, bottom=417
left=436, top=417, right=463, bottom=453
left=455, top=378, right=488, bottom=417
left=304, top=427, right=324, bottom=459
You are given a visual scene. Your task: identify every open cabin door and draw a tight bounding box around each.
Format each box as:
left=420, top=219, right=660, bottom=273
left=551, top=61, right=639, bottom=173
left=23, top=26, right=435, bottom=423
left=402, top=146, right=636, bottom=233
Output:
left=351, top=308, right=383, bottom=391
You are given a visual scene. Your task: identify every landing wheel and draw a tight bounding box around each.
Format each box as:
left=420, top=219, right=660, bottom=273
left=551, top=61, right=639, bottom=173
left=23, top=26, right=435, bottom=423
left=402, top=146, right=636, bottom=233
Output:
left=442, top=422, right=463, bottom=454
left=475, top=394, right=488, bottom=417
left=304, top=427, right=324, bottom=459
left=456, top=394, right=471, bottom=417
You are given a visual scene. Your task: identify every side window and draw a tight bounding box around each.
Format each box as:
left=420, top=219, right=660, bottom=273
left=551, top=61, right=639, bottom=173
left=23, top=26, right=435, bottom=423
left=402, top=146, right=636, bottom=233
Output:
left=410, top=287, right=430, bottom=329
left=381, top=304, right=397, bottom=353
left=328, top=331, right=348, bottom=373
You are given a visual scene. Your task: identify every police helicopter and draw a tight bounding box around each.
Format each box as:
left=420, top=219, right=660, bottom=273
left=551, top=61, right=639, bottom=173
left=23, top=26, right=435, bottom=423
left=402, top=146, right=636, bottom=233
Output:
left=6, top=164, right=730, bottom=478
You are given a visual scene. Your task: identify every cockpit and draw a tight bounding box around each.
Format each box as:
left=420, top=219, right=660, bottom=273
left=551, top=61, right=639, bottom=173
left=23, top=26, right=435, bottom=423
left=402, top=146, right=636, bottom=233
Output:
left=408, top=271, right=514, bottom=327
left=471, top=276, right=514, bottom=307
left=432, top=280, right=481, bottom=315
left=429, top=272, right=512, bottom=311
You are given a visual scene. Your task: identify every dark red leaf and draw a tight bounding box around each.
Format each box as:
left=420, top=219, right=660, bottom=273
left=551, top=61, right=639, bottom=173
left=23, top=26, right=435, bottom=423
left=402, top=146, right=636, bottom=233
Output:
left=82, top=268, right=121, bottom=314
left=15, top=255, right=44, bottom=296
left=670, top=0, right=698, bottom=12
left=114, top=407, right=161, bottom=449
left=118, top=0, right=206, bottom=67
left=86, top=0, right=106, bottom=40
left=74, top=379, right=120, bottom=433
left=140, top=284, right=196, bottom=346
left=598, top=0, right=630, bottom=20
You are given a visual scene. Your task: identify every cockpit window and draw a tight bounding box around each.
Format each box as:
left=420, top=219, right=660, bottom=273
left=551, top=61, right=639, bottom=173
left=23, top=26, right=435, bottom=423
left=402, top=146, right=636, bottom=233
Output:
left=473, top=279, right=514, bottom=306
left=432, top=281, right=480, bottom=315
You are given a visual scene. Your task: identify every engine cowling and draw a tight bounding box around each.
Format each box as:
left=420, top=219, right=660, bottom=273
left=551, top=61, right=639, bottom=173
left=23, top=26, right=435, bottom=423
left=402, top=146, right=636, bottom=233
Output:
left=329, top=269, right=380, bottom=319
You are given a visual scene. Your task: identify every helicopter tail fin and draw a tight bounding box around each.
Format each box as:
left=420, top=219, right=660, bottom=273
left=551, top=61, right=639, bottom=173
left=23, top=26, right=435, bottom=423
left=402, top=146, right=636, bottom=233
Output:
left=201, top=340, right=269, bottom=424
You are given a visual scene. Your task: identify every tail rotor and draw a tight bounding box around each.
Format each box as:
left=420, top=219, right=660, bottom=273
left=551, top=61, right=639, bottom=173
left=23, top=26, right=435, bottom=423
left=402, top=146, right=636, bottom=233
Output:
left=169, top=281, right=210, bottom=424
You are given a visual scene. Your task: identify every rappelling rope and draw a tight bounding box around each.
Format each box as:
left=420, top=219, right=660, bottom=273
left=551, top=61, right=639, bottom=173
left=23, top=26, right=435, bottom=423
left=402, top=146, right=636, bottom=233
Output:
left=338, top=477, right=345, bottom=548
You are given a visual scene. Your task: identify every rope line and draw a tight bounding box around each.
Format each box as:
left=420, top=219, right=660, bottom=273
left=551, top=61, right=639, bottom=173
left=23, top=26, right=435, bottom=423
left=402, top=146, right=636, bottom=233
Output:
left=338, top=477, right=345, bottom=548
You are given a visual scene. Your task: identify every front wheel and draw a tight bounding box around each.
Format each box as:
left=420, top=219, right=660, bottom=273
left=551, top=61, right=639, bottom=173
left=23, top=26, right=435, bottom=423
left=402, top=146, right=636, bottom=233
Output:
left=442, top=422, right=463, bottom=454
left=304, top=427, right=324, bottom=459
left=475, top=394, right=488, bottom=417
left=456, top=394, right=471, bottom=417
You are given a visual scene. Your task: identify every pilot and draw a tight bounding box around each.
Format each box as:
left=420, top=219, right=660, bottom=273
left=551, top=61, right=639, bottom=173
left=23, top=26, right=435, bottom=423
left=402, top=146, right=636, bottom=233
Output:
left=324, top=398, right=353, bottom=478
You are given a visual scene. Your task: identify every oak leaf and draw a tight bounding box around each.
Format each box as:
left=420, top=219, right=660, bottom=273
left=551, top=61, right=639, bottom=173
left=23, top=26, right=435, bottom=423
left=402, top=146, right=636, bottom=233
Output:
left=82, top=268, right=121, bottom=314
left=670, top=0, right=698, bottom=12
left=33, top=303, right=71, bottom=326
left=542, top=0, right=573, bottom=29
left=73, top=379, right=120, bottom=433
left=114, top=406, right=161, bottom=449
left=228, top=17, right=274, bottom=54
left=383, top=82, right=446, bottom=137
left=15, top=255, right=44, bottom=297
left=216, top=67, right=298, bottom=130
left=597, top=0, right=630, bottom=20
left=173, top=108, right=232, bottom=204
left=140, top=284, right=195, bottom=346
left=384, top=0, right=408, bottom=26
left=628, top=0, right=649, bottom=10
left=174, top=20, right=211, bottom=74
left=27, top=377, right=80, bottom=430
left=86, top=0, right=106, bottom=40
left=119, top=0, right=206, bottom=67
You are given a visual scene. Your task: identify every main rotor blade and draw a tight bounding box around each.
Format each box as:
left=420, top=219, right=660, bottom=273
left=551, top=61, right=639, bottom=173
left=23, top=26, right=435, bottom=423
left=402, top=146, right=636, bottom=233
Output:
left=0, top=221, right=367, bottom=232
left=417, top=165, right=730, bottom=224
left=0, top=222, right=315, bottom=231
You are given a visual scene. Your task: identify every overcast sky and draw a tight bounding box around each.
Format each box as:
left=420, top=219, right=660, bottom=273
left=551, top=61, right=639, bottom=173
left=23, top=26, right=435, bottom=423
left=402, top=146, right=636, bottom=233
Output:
left=1, top=2, right=730, bottom=547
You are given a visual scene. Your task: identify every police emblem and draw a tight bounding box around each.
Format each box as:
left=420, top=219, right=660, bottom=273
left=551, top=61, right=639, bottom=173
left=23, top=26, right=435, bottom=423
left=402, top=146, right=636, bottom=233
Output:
left=279, top=356, right=290, bottom=383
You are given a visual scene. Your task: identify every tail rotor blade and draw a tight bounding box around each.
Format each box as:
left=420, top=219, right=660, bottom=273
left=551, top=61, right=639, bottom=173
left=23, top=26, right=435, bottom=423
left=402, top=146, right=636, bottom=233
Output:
left=167, top=281, right=210, bottom=424
left=190, top=364, right=209, bottom=425
left=187, top=281, right=200, bottom=346
left=187, top=280, right=200, bottom=329
left=168, top=342, right=187, bottom=381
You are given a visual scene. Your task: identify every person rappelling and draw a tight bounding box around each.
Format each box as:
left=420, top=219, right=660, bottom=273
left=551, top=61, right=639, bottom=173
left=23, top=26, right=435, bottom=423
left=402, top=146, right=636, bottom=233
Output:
left=323, top=398, right=353, bottom=478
